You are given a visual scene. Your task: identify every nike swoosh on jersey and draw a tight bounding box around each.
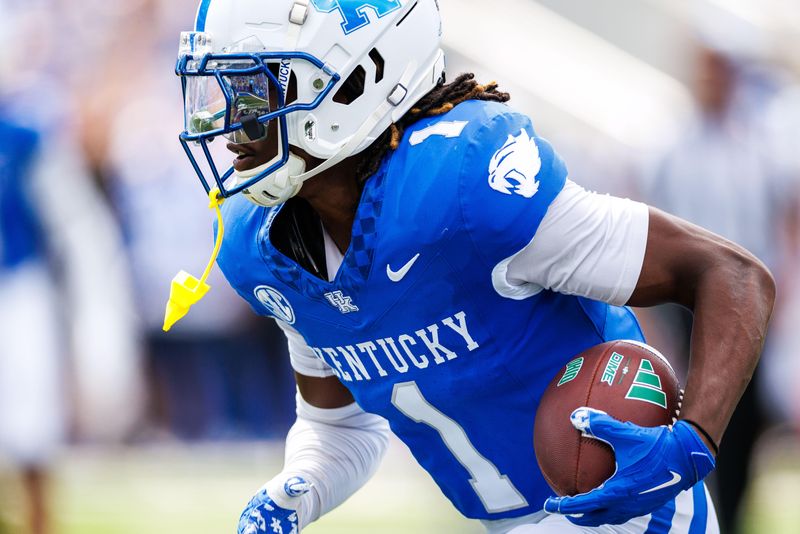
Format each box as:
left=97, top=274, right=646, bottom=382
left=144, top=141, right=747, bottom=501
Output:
left=387, top=254, right=421, bottom=282
left=639, top=471, right=682, bottom=494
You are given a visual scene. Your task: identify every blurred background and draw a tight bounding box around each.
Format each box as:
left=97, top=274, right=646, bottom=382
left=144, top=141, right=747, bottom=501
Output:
left=0, top=0, right=798, bottom=532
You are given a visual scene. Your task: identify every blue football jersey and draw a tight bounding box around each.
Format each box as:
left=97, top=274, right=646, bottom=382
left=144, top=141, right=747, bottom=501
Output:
left=0, top=118, right=44, bottom=270
left=216, top=100, right=645, bottom=520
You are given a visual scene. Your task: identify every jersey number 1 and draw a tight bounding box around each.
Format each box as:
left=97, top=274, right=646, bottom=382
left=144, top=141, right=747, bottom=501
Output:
left=391, top=381, right=528, bottom=514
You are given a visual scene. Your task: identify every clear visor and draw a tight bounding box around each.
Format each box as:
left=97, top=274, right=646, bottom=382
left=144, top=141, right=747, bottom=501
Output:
left=184, top=61, right=273, bottom=144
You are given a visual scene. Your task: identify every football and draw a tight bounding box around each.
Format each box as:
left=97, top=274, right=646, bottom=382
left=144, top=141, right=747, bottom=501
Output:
left=533, top=340, right=680, bottom=496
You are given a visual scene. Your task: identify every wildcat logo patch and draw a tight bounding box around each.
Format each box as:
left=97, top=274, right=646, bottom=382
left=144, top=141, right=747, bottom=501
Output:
left=488, top=129, right=542, bottom=199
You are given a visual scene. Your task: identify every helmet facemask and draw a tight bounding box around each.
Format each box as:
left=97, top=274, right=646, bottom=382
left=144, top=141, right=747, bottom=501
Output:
left=176, top=32, right=340, bottom=205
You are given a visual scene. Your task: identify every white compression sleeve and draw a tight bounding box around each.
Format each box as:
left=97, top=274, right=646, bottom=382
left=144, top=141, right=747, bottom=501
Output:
left=263, top=392, right=390, bottom=529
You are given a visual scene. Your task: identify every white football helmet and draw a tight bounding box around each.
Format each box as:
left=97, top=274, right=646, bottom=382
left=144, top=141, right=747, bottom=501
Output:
left=177, top=0, right=445, bottom=206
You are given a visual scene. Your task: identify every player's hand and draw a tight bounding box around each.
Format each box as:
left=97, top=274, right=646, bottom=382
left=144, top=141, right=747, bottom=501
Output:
left=543, top=408, right=715, bottom=526
left=237, top=476, right=312, bottom=534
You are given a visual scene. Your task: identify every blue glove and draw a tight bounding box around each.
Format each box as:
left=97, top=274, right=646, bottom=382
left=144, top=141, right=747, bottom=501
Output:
left=543, top=408, right=716, bottom=526
left=238, top=476, right=312, bottom=534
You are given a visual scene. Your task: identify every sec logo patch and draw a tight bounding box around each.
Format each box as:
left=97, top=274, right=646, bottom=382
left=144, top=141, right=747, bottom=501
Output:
left=254, top=285, right=296, bottom=324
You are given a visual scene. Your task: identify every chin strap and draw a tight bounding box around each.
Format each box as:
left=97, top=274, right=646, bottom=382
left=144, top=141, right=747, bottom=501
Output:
left=162, top=189, right=225, bottom=332
left=281, top=1, right=308, bottom=96
left=237, top=150, right=307, bottom=207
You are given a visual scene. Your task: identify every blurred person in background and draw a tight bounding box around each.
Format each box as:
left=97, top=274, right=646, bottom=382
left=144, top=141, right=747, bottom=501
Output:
left=88, top=0, right=295, bottom=440
left=0, top=82, right=64, bottom=534
left=760, top=80, right=800, bottom=433
left=0, top=1, right=143, bottom=531
left=104, top=56, right=296, bottom=440
left=643, top=36, right=796, bottom=533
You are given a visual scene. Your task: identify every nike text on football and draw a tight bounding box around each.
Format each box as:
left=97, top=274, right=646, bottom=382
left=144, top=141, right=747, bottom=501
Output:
left=601, top=352, right=625, bottom=385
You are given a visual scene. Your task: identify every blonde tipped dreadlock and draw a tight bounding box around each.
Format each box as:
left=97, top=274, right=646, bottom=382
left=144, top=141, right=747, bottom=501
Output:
left=390, top=124, right=403, bottom=150
left=356, top=73, right=510, bottom=183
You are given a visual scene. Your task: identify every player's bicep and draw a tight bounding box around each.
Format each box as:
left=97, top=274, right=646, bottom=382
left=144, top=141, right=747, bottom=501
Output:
left=273, top=321, right=354, bottom=408
left=275, top=320, right=336, bottom=377
left=627, top=207, right=740, bottom=308
left=295, top=372, right=355, bottom=409
left=504, top=181, right=649, bottom=305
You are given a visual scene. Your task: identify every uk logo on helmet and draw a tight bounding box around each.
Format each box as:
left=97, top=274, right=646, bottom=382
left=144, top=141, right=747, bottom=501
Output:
left=254, top=285, right=296, bottom=324
left=310, top=0, right=402, bottom=35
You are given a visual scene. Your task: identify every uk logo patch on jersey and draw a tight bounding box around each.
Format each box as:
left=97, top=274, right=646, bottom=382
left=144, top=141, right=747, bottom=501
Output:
left=254, top=285, right=296, bottom=324
left=488, top=129, right=542, bottom=199
left=324, top=290, right=360, bottom=313
left=310, top=0, right=402, bottom=34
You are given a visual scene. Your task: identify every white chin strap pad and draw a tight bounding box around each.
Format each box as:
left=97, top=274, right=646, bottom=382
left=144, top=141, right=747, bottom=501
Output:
left=238, top=153, right=307, bottom=208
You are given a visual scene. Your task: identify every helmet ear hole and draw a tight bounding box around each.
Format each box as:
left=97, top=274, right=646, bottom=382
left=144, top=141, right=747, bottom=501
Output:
left=333, top=65, right=366, bottom=105
left=331, top=48, right=384, bottom=105
left=369, top=48, right=385, bottom=83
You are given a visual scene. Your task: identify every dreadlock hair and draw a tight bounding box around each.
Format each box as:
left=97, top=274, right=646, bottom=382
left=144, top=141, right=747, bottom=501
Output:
left=355, top=73, right=510, bottom=184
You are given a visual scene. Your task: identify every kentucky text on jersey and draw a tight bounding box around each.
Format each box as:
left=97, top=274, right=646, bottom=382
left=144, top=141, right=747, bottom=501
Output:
left=311, top=311, right=479, bottom=381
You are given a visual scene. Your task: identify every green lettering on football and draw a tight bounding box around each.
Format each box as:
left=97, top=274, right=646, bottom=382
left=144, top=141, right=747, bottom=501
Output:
left=601, top=352, right=624, bottom=385
left=557, top=357, right=584, bottom=387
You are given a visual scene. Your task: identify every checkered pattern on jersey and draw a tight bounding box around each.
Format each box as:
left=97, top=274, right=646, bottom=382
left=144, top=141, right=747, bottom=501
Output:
left=261, top=224, right=330, bottom=296
left=261, top=163, right=388, bottom=297
left=342, top=166, right=387, bottom=281
left=258, top=211, right=303, bottom=291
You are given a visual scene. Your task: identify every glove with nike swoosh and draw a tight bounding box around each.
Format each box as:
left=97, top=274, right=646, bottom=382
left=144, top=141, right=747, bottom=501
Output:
left=543, top=407, right=716, bottom=526
left=238, top=476, right=311, bottom=534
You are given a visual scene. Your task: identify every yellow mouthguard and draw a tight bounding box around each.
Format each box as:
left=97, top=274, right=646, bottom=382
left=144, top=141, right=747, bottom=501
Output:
left=162, top=189, right=226, bottom=332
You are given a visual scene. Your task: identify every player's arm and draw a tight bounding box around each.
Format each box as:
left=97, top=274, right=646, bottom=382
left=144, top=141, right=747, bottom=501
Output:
left=627, top=207, right=776, bottom=450
left=496, top=180, right=774, bottom=524
left=237, top=328, right=389, bottom=534
left=294, top=372, right=355, bottom=408
left=503, top=185, right=775, bottom=447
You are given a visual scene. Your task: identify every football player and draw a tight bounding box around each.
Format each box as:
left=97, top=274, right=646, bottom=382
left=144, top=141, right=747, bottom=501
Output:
left=170, top=1, right=775, bottom=532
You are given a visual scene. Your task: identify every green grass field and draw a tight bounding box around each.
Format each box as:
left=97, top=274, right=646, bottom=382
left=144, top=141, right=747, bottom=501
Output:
left=1, top=434, right=799, bottom=533
left=0, top=439, right=479, bottom=534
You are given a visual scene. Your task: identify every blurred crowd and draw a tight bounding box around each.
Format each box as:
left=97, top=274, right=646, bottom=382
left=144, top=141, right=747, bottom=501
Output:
left=0, top=1, right=295, bottom=532
left=0, top=1, right=798, bottom=534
